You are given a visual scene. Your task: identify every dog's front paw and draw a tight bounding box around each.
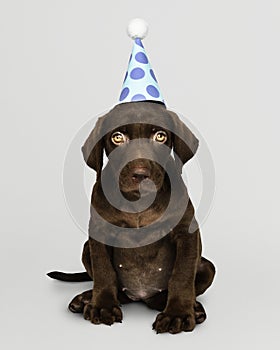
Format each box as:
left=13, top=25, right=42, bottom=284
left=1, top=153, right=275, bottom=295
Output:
left=152, top=301, right=206, bottom=334
left=153, top=311, right=195, bottom=334
left=83, top=303, right=123, bottom=326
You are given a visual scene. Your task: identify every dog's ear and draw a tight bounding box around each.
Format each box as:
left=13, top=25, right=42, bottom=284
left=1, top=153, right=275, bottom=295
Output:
left=81, top=116, right=105, bottom=179
left=169, top=111, right=199, bottom=172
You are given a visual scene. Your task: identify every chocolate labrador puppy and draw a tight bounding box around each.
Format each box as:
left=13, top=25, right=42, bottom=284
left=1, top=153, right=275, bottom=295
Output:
left=48, top=101, right=215, bottom=334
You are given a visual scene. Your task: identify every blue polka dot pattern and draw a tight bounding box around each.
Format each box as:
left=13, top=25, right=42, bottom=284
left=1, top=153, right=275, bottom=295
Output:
left=146, top=85, right=160, bottom=98
left=150, top=69, right=157, bottom=82
left=130, top=67, right=145, bottom=79
left=120, top=87, right=130, bottom=101
left=132, top=94, right=146, bottom=101
left=118, top=38, right=165, bottom=105
left=135, top=52, right=148, bottom=64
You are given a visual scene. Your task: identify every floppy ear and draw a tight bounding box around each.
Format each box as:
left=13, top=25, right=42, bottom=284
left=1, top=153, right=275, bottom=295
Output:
left=168, top=111, right=199, bottom=172
left=81, top=116, right=105, bottom=179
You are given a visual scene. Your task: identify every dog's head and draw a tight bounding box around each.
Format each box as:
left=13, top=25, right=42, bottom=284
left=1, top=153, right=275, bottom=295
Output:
left=82, top=102, right=198, bottom=194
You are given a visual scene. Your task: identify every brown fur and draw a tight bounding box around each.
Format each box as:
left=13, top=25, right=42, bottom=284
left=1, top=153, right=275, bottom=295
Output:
left=48, top=101, right=215, bottom=334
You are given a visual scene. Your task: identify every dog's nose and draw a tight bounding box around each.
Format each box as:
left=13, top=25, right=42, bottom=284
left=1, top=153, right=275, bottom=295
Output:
left=131, top=167, right=151, bottom=182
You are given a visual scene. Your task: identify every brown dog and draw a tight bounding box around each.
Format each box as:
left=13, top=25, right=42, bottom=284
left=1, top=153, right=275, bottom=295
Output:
left=48, top=101, right=215, bottom=334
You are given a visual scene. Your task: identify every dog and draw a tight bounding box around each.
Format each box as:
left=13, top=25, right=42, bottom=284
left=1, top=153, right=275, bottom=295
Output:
left=48, top=101, right=215, bottom=334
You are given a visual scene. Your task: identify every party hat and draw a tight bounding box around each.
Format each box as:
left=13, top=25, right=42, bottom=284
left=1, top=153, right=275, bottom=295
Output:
left=119, top=19, right=164, bottom=105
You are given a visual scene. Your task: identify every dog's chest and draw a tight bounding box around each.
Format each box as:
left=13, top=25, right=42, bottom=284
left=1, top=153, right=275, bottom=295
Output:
left=113, top=237, right=175, bottom=300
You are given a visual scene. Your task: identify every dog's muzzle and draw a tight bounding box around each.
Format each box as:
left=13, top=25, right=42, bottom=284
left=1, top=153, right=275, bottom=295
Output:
left=131, top=167, right=151, bottom=183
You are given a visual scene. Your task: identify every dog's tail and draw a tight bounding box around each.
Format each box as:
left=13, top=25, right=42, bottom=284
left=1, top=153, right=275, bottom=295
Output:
left=47, top=271, right=92, bottom=282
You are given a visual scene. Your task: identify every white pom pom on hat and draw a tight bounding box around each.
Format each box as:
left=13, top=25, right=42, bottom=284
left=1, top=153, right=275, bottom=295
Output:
left=127, top=18, right=149, bottom=40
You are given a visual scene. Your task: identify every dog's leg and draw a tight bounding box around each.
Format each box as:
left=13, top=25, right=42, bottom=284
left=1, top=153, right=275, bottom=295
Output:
left=195, top=257, right=216, bottom=296
left=82, top=237, right=123, bottom=325
left=152, top=226, right=201, bottom=334
left=81, top=240, right=93, bottom=278
left=69, top=240, right=132, bottom=316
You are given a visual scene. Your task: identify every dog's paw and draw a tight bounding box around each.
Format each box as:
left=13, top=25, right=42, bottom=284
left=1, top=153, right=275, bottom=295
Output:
left=152, top=311, right=196, bottom=334
left=152, top=301, right=206, bottom=334
left=68, top=290, right=92, bottom=313
left=83, top=303, right=123, bottom=326
left=194, top=301, right=207, bottom=324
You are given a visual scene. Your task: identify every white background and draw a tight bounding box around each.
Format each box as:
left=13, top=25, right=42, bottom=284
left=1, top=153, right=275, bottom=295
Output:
left=1, top=0, right=279, bottom=349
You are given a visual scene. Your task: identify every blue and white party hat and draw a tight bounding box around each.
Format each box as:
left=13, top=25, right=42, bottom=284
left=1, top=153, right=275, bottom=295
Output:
left=119, top=19, right=165, bottom=105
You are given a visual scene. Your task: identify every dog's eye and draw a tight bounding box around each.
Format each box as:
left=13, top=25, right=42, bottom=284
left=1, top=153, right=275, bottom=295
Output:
left=111, top=132, right=128, bottom=145
left=153, top=131, right=167, bottom=143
